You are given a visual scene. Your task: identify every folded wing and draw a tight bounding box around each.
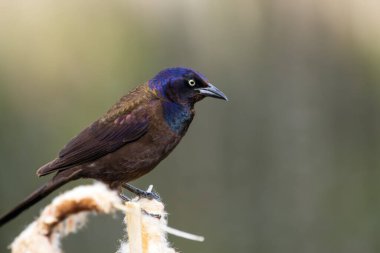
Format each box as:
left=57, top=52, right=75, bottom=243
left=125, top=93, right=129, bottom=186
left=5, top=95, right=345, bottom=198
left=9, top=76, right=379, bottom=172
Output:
left=37, top=112, right=149, bottom=176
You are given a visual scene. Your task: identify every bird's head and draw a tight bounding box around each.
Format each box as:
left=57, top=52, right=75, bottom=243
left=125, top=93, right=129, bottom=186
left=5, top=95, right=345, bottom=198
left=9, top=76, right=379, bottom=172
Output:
left=149, top=67, right=228, bottom=105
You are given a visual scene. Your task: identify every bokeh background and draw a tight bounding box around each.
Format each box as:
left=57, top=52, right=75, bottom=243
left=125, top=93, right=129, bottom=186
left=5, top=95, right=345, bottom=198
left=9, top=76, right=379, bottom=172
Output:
left=1, top=0, right=380, bottom=252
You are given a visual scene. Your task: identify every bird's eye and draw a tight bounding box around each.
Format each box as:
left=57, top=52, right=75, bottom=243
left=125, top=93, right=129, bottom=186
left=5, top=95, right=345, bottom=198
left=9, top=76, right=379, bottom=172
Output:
left=188, top=79, right=196, bottom=87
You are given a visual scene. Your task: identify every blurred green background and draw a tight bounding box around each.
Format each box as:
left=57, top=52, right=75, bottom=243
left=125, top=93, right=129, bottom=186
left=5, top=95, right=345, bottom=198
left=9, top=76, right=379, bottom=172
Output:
left=1, top=0, right=380, bottom=252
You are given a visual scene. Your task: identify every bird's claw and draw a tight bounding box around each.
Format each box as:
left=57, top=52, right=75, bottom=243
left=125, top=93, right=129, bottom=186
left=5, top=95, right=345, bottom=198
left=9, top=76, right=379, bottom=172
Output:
left=119, top=192, right=131, bottom=201
left=122, top=183, right=161, bottom=201
left=139, top=190, right=160, bottom=200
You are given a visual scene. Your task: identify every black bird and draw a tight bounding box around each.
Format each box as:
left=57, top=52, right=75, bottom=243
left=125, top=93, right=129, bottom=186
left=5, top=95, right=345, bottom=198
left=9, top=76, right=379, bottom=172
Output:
left=0, top=67, right=227, bottom=226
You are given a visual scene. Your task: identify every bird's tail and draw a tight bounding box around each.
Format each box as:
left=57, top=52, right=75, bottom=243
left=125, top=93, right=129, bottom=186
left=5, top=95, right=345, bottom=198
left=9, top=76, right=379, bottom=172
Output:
left=0, top=170, right=81, bottom=227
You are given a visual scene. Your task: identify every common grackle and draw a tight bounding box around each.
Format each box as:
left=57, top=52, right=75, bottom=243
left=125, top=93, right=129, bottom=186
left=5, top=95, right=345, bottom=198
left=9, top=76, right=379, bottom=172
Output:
left=0, top=67, right=227, bottom=226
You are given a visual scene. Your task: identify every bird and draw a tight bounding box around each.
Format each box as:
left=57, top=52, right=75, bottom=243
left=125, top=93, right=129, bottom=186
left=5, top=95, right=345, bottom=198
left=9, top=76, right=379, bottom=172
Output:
left=0, top=67, right=227, bottom=227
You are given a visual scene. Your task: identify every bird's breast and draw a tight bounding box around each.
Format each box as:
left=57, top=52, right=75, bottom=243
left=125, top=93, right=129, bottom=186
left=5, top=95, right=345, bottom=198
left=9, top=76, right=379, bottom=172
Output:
left=110, top=103, right=188, bottom=178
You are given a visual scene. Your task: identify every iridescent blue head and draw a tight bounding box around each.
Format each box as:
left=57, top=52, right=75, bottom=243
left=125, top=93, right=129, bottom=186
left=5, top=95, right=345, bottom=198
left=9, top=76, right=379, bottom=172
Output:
left=149, top=67, right=228, bottom=105
left=149, top=67, right=227, bottom=133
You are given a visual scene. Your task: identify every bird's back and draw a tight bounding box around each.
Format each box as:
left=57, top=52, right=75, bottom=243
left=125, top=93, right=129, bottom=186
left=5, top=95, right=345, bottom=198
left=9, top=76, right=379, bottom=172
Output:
left=37, top=83, right=157, bottom=177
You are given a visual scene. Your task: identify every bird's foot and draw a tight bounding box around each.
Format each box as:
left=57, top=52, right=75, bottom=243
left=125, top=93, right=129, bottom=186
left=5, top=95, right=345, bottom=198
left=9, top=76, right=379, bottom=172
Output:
left=122, top=183, right=160, bottom=201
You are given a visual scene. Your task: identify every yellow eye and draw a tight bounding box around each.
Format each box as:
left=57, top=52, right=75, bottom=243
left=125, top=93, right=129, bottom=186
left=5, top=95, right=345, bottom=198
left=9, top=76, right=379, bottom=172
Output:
left=188, top=79, right=196, bottom=87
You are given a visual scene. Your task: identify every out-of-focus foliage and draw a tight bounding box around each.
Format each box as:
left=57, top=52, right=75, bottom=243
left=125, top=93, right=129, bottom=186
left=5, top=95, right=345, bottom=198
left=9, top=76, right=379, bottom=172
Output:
left=1, top=1, right=380, bottom=252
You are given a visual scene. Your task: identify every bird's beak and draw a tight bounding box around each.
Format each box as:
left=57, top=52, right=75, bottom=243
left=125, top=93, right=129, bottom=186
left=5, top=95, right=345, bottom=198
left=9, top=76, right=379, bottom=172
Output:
left=196, top=83, right=228, bottom=101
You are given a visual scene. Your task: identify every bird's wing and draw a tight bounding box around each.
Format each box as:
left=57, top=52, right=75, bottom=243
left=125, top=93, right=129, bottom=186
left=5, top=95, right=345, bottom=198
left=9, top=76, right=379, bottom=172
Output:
left=37, top=108, right=149, bottom=176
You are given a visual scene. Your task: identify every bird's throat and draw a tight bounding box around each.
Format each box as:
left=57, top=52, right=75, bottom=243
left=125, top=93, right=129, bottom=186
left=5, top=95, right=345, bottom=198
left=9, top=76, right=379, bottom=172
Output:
left=162, top=101, right=192, bottom=134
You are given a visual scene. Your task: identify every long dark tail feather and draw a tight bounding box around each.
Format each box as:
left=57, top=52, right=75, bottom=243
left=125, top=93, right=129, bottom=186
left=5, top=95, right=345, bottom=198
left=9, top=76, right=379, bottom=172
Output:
left=0, top=171, right=80, bottom=227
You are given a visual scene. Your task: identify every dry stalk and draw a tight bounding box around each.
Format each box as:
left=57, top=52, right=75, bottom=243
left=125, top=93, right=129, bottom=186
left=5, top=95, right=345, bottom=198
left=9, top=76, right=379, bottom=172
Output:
left=10, top=183, right=203, bottom=253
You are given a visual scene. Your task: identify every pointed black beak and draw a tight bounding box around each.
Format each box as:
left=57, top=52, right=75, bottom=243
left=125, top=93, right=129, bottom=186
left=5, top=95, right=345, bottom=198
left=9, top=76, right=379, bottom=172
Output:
left=196, top=83, right=228, bottom=101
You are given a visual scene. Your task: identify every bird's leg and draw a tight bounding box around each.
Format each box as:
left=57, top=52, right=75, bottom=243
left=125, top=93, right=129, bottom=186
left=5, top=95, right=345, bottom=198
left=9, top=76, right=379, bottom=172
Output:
left=122, top=183, right=160, bottom=200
